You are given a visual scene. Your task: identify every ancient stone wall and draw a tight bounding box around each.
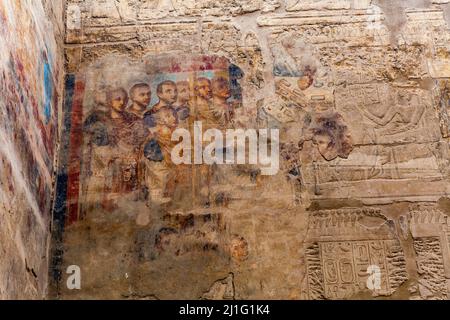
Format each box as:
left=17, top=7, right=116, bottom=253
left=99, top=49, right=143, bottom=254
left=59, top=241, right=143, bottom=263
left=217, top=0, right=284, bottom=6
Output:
left=0, top=0, right=65, bottom=299
left=53, top=0, right=450, bottom=299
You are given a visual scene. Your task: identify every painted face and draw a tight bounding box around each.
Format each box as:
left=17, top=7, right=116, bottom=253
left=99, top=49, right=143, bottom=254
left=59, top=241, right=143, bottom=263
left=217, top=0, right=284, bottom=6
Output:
left=314, top=133, right=337, bottom=160
left=195, top=79, right=212, bottom=100
left=176, top=83, right=190, bottom=104
left=230, top=237, right=249, bottom=262
left=158, top=84, right=177, bottom=105
left=212, top=78, right=231, bottom=99
left=156, top=230, right=177, bottom=251
left=298, top=75, right=313, bottom=91
left=155, top=108, right=177, bottom=129
left=132, top=86, right=151, bottom=108
left=154, top=109, right=177, bottom=138
left=109, top=90, right=128, bottom=112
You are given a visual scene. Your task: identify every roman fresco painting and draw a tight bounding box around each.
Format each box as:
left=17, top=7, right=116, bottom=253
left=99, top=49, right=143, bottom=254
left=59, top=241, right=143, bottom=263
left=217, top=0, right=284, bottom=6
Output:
left=59, top=55, right=242, bottom=226
left=51, top=55, right=250, bottom=296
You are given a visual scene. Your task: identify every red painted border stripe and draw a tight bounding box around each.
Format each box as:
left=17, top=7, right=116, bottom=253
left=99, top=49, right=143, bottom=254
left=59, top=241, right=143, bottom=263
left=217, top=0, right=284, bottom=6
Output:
left=66, top=76, right=85, bottom=226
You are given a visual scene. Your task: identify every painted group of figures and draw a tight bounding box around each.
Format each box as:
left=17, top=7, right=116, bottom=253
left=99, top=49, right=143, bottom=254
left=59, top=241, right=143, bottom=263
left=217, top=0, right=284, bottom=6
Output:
left=82, top=76, right=237, bottom=212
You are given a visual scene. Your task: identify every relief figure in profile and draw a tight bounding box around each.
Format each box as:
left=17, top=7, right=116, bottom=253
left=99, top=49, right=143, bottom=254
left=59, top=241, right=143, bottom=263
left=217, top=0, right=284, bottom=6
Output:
left=356, top=91, right=425, bottom=137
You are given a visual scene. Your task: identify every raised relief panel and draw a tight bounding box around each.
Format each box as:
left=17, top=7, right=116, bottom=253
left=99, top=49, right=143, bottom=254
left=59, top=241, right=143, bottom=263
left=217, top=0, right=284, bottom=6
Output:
left=410, top=206, right=450, bottom=299
left=138, top=22, right=200, bottom=53
left=299, top=106, right=446, bottom=202
left=137, top=0, right=280, bottom=20
left=91, top=0, right=120, bottom=19
left=297, top=82, right=448, bottom=203
left=428, top=59, right=450, bottom=79
left=138, top=0, right=176, bottom=20
left=64, top=0, right=278, bottom=49
left=285, top=0, right=365, bottom=11
left=65, top=22, right=201, bottom=66
left=329, top=46, right=429, bottom=85
left=258, top=10, right=389, bottom=46
left=89, top=0, right=138, bottom=23
left=300, top=143, right=449, bottom=203
left=268, top=31, right=354, bottom=163
left=319, top=240, right=403, bottom=299
left=413, top=237, right=447, bottom=299
left=335, top=85, right=440, bottom=145
left=401, top=8, right=450, bottom=46
left=434, top=80, right=450, bottom=138
left=201, top=23, right=264, bottom=91
left=305, top=243, right=325, bottom=300
left=304, top=209, right=408, bottom=299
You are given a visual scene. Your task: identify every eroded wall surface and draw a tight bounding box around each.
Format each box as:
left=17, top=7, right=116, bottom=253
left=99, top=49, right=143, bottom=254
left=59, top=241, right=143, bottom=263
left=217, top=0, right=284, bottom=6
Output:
left=53, top=0, right=450, bottom=299
left=0, top=0, right=64, bottom=299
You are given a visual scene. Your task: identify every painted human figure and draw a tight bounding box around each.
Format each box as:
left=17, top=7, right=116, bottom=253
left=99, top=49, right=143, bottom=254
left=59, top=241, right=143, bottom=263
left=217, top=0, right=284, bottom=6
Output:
left=83, top=88, right=148, bottom=213
left=211, top=76, right=234, bottom=128
left=82, top=88, right=127, bottom=212
left=144, top=105, right=181, bottom=204
left=142, top=81, right=178, bottom=149
left=173, top=80, right=191, bottom=128
left=128, top=83, right=152, bottom=119
left=143, top=80, right=178, bottom=132
left=142, top=80, right=181, bottom=204
left=193, top=77, right=215, bottom=128
left=190, top=77, right=219, bottom=206
left=105, top=88, right=146, bottom=208
left=125, top=83, right=154, bottom=203
left=143, top=80, right=179, bottom=147
left=150, top=106, right=179, bottom=145
left=148, top=80, right=177, bottom=113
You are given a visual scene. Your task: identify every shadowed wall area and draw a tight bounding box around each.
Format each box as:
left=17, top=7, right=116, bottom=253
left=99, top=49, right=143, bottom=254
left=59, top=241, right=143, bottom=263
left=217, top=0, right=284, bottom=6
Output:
left=0, top=0, right=64, bottom=299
